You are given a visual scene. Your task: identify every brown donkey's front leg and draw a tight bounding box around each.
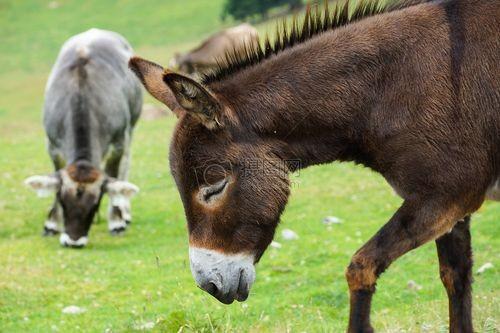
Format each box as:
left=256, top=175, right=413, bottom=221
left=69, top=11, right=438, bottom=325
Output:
left=345, top=200, right=464, bottom=333
left=436, top=216, right=473, bottom=333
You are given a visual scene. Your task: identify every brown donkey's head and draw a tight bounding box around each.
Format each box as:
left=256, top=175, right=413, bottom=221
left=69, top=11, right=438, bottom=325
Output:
left=130, top=57, right=291, bottom=303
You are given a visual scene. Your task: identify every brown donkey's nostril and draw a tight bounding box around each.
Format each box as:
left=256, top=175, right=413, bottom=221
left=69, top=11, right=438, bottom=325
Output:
left=236, top=270, right=249, bottom=302
left=201, top=282, right=219, bottom=297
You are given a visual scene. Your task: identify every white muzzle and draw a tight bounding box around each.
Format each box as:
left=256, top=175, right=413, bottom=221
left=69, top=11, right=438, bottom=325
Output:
left=59, top=233, right=88, bottom=248
left=189, top=247, right=256, bottom=304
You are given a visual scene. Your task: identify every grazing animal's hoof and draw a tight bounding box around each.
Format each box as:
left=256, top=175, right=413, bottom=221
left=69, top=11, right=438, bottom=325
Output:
left=110, top=226, right=127, bottom=235
left=43, top=227, right=59, bottom=237
left=43, top=221, right=60, bottom=236
left=109, top=220, right=127, bottom=235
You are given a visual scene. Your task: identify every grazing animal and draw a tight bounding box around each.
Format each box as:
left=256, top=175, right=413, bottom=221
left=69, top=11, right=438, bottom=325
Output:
left=130, top=0, right=499, bottom=331
left=169, top=23, right=259, bottom=76
left=25, top=29, right=142, bottom=248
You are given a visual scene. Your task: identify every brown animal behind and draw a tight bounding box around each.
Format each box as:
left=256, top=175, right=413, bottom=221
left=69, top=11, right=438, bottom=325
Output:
left=131, top=0, right=499, bottom=331
left=170, top=23, right=259, bottom=76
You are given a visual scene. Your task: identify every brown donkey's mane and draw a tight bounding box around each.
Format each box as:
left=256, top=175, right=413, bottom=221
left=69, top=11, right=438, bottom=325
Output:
left=202, top=0, right=431, bottom=84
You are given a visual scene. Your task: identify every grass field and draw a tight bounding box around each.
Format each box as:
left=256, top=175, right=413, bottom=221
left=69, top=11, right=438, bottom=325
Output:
left=0, top=0, right=498, bottom=332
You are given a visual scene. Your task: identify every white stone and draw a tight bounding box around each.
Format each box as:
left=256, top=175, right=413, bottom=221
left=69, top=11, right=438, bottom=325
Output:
left=133, top=321, right=155, bottom=330
left=281, top=228, right=298, bottom=240
left=62, top=305, right=86, bottom=314
left=407, top=280, right=422, bottom=291
left=270, top=241, right=282, bottom=249
left=322, top=216, right=342, bottom=225
left=48, top=1, right=60, bottom=9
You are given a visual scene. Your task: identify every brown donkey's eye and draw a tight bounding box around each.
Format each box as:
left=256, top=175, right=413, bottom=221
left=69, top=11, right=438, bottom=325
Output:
left=199, top=179, right=229, bottom=204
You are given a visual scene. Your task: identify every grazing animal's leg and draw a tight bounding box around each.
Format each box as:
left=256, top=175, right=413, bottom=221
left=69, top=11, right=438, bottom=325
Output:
left=436, top=216, right=473, bottom=333
left=105, top=143, right=125, bottom=234
left=117, top=133, right=133, bottom=225
left=44, top=150, right=64, bottom=236
left=345, top=200, right=465, bottom=333
left=104, top=145, right=124, bottom=179
left=44, top=199, right=62, bottom=236
left=105, top=133, right=132, bottom=234
left=117, top=133, right=131, bottom=182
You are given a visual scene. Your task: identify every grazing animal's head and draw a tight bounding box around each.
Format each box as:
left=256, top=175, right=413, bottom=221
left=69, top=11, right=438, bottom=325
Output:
left=168, top=52, right=193, bottom=74
left=130, top=57, right=291, bottom=303
left=25, top=160, right=138, bottom=248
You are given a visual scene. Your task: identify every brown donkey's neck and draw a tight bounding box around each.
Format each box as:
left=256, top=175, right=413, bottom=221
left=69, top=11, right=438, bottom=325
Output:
left=210, top=2, right=445, bottom=171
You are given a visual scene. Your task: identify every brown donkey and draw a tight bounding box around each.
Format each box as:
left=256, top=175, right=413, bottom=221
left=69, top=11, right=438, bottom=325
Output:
left=130, top=0, right=499, bottom=331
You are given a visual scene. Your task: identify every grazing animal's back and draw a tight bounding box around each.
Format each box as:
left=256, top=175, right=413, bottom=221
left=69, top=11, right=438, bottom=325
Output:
left=171, top=23, right=259, bottom=75
left=44, top=28, right=142, bottom=165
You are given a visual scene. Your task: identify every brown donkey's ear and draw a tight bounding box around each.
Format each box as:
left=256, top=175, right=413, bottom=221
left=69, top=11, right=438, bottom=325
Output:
left=128, top=57, right=183, bottom=117
left=163, top=73, right=222, bottom=129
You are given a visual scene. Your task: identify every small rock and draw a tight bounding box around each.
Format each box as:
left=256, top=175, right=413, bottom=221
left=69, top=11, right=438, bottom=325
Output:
left=421, top=323, right=433, bottom=332
left=62, top=305, right=86, bottom=314
left=322, top=216, right=342, bottom=225
left=270, top=241, right=282, bottom=249
left=476, top=262, right=493, bottom=274
left=407, top=280, right=422, bottom=291
left=48, top=1, right=60, bottom=9
left=133, top=321, right=155, bottom=330
left=281, top=228, right=298, bottom=240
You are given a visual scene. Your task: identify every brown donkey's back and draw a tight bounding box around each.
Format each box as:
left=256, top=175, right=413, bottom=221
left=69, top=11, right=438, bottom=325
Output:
left=131, top=0, right=499, bottom=331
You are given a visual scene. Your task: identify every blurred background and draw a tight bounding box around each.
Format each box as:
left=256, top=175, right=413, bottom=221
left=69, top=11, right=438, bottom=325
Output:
left=0, top=0, right=498, bottom=332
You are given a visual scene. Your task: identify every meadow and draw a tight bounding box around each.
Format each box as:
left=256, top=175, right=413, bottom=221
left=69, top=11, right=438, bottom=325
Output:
left=0, top=0, right=498, bottom=332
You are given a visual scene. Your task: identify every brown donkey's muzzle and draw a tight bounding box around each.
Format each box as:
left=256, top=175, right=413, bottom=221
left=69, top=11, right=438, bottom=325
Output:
left=189, top=247, right=256, bottom=304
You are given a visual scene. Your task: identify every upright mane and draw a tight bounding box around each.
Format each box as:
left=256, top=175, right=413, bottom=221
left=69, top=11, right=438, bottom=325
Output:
left=202, top=0, right=432, bottom=84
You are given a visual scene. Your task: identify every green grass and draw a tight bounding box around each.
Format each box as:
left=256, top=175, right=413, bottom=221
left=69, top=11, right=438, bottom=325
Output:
left=0, top=0, right=498, bottom=332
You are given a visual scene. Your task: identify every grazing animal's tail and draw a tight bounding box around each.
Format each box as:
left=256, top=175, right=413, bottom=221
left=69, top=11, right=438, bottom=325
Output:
left=69, top=46, right=90, bottom=84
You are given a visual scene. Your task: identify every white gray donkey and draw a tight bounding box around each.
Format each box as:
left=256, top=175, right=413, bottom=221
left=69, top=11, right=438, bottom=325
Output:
left=25, top=29, right=142, bottom=247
